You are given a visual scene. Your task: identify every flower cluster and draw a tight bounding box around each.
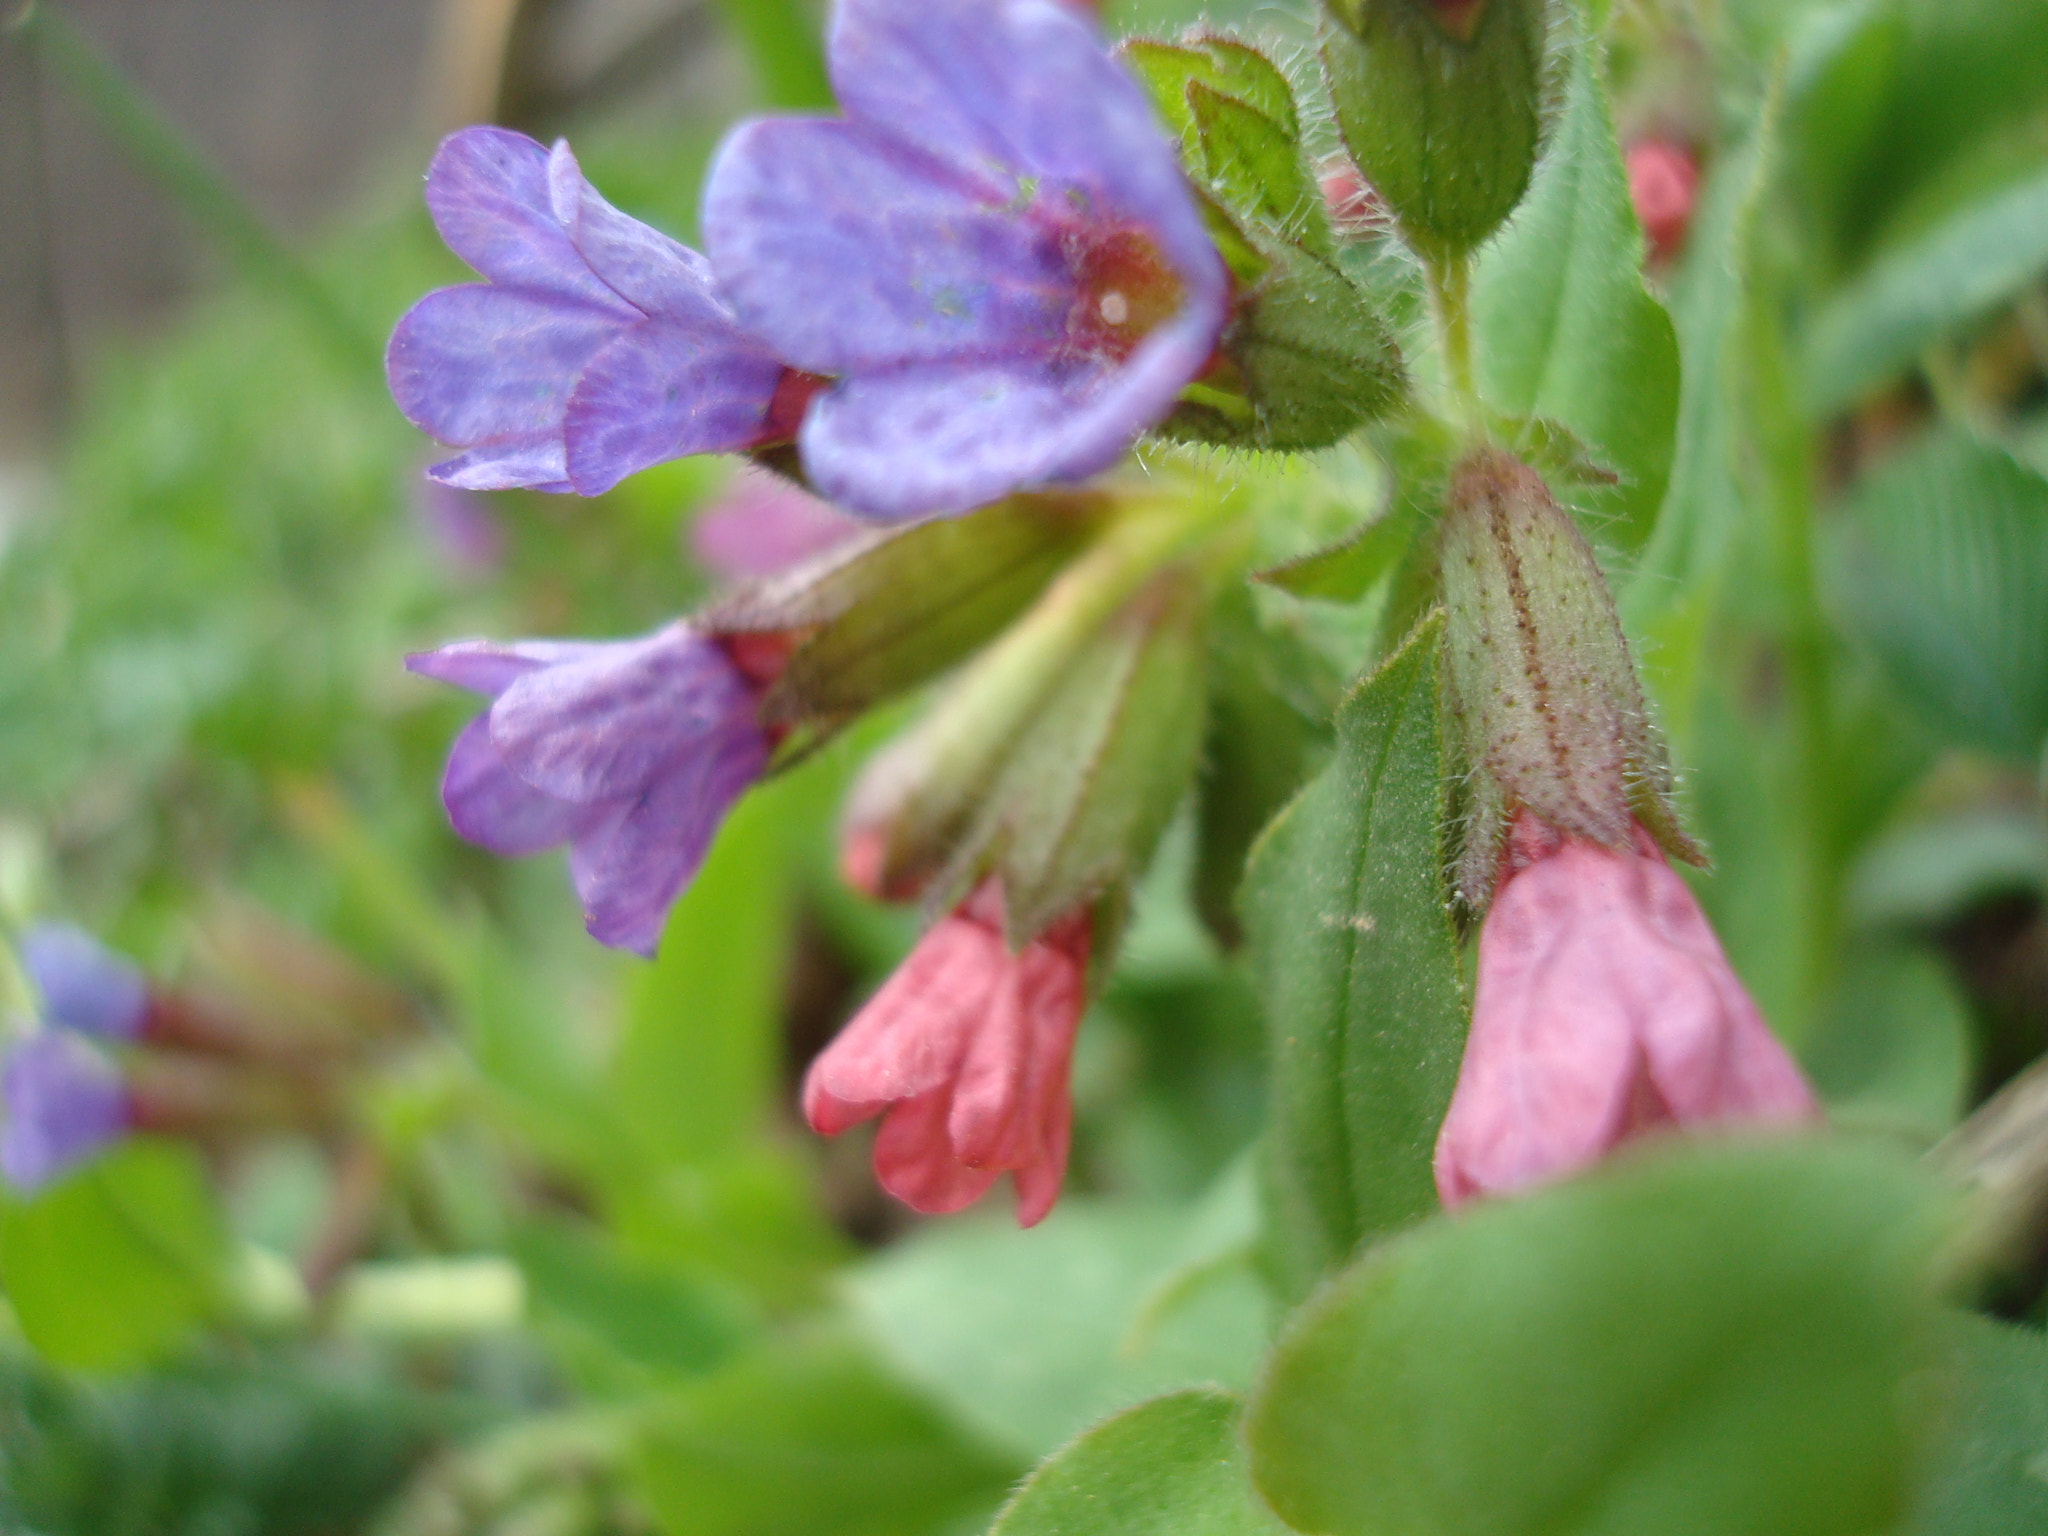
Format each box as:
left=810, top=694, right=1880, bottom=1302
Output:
left=389, top=0, right=1225, bottom=523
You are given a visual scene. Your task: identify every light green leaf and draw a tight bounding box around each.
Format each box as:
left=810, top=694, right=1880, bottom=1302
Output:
left=1251, top=502, right=1419, bottom=603
left=990, top=1390, right=1289, bottom=1536
left=1245, top=1138, right=1945, bottom=1536
left=0, top=1140, right=229, bottom=1370
left=844, top=1199, right=1269, bottom=1462
left=1472, top=38, right=1681, bottom=549
left=632, top=1326, right=1019, bottom=1536
left=1240, top=613, right=1466, bottom=1304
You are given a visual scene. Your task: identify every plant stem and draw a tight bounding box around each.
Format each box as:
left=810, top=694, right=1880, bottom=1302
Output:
left=1426, top=254, right=1477, bottom=416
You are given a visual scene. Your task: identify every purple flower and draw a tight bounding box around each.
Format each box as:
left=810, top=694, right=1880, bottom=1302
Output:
left=702, top=0, right=1229, bottom=520
left=387, top=128, right=785, bottom=496
left=20, top=923, right=148, bottom=1040
left=1, top=1031, right=130, bottom=1192
left=407, top=625, right=770, bottom=957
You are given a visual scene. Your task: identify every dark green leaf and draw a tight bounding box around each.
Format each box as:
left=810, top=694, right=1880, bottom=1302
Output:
left=1240, top=613, right=1467, bottom=1304
left=990, top=1390, right=1290, bottom=1536
left=1187, top=83, right=1329, bottom=255
left=1246, top=1138, right=1945, bottom=1536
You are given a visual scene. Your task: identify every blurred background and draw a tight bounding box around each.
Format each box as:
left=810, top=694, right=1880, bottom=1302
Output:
left=2, top=0, right=2047, bottom=1531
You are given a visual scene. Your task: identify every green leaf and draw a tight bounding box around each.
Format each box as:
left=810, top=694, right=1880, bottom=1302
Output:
left=1245, top=1138, right=1945, bottom=1536
left=631, top=1326, right=1020, bottom=1536
left=612, top=774, right=804, bottom=1169
left=1188, top=83, right=1329, bottom=255
left=512, top=1220, right=757, bottom=1392
left=1121, top=34, right=1301, bottom=143
left=1803, top=165, right=2048, bottom=414
left=1240, top=613, right=1467, bottom=1304
left=0, top=1140, right=229, bottom=1370
left=843, top=1200, right=1269, bottom=1462
left=990, top=1390, right=1290, bottom=1536
left=1799, top=944, right=1973, bottom=1142
left=1472, top=38, right=1681, bottom=549
left=1824, top=428, right=2048, bottom=762
left=1252, top=501, right=1419, bottom=603
left=1910, top=1313, right=2048, bottom=1536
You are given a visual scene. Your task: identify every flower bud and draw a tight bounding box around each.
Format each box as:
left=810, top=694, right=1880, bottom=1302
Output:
left=1437, top=448, right=1699, bottom=907
left=1433, top=814, right=1818, bottom=1206
left=1318, top=0, right=1550, bottom=260
left=1624, top=137, right=1699, bottom=265
left=804, top=882, right=1090, bottom=1226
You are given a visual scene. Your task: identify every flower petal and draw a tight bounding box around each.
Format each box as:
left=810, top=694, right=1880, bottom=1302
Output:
left=563, top=318, right=784, bottom=495
left=21, top=925, right=148, bottom=1041
left=406, top=638, right=610, bottom=697
left=488, top=629, right=758, bottom=803
left=567, top=724, right=767, bottom=957
left=0, top=1032, right=129, bottom=1193
left=424, top=127, right=630, bottom=308
left=441, top=715, right=596, bottom=856
left=547, top=141, right=732, bottom=321
left=703, top=118, right=1068, bottom=376
left=803, top=912, right=1009, bottom=1128
left=387, top=285, right=625, bottom=481
left=827, top=0, right=1226, bottom=293
left=799, top=313, right=1209, bottom=518
left=874, top=1089, right=1002, bottom=1215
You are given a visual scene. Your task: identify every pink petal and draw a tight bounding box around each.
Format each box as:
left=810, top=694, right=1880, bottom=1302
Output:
left=874, top=1089, right=1002, bottom=1214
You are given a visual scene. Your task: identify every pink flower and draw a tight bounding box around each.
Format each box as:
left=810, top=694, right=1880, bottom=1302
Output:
left=803, top=884, right=1090, bottom=1226
left=1433, top=813, right=1818, bottom=1207
left=1625, top=138, right=1699, bottom=265
left=689, top=466, right=862, bottom=583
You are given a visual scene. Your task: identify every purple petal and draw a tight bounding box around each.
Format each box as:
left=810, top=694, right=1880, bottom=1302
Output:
left=388, top=286, right=631, bottom=477
left=563, top=318, right=785, bottom=495
left=800, top=304, right=1215, bottom=518
left=407, top=638, right=611, bottom=698
left=1, top=1032, right=129, bottom=1193
left=827, top=0, right=1225, bottom=290
left=569, top=726, right=769, bottom=957
left=488, top=628, right=758, bottom=803
left=547, top=142, right=729, bottom=322
left=441, top=716, right=599, bottom=856
left=20, top=924, right=148, bottom=1040
left=425, top=128, right=627, bottom=307
left=703, top=119, right=1069, bottom=376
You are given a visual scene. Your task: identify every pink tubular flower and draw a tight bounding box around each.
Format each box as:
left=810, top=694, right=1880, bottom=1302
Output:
left=803, top=885, right=1089, bottom=1226
left=1433, top=813, right=1818, bottom=1208
left=1625, top=138, right=1699, bottom=265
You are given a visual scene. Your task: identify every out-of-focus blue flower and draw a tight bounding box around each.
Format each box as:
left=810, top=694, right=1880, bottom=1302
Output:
left=0, top=1030, right=130, bottom=1193
left=20, top=923, right=149, bottom=1040
left=702, top=0, right=1229, bottom=520
left=407, top=626, right=770, bottom=957
left=387, top=128, right=785, bottom=496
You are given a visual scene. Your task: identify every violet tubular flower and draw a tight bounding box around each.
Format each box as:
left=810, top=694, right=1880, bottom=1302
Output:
left=1433, top=815, right=1818, bottom=1208
left=1, top=1030, right=130, bottom=1193
left=804, top=885, right=1090, bottom=1226
left=703, top=0, right=1229, bottom=520
left=388, top=127, right=784, bottom=495
left=407, top=625, right=770, bottom=957
left=20, top=923, right=149, bottom=1040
